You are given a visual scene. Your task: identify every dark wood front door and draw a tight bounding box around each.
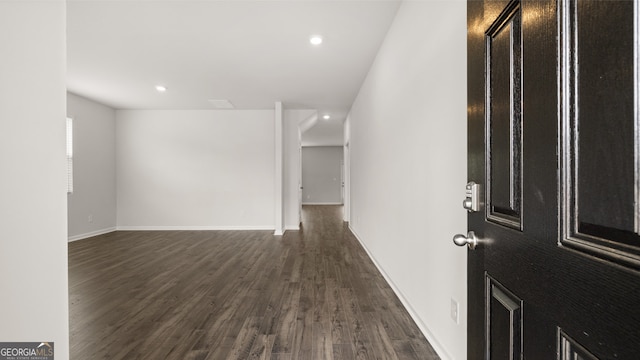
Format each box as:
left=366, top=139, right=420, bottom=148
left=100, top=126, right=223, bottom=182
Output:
left=467, top=0, right=640, bottom=358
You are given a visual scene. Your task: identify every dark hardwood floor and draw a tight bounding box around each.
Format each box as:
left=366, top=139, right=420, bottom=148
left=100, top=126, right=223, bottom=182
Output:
left=69, top=205, right=440, bottom=359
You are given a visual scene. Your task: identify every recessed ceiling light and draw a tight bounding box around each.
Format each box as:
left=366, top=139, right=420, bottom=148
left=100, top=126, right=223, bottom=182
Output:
left=155, top=85, right=167, bottom=92
left=323, top=115, right=331, bottom=120
left=310, top=36, right=323, bottom=45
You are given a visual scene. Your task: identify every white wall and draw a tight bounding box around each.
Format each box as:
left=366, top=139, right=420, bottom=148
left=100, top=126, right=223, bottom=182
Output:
left=116, top=110, right=275, bottom=229
left=344, top=115, right=351, bottom=222
left=348, top=1, right=467, bottom=359
left=63, top=106, right=308, bottom=233
left=0, top=1, right=69, bottom=358
left=67, top=93, right=117, bottom=240
left=284, top=109, right=315, bottom=229
left=302, top=146, right=344, bottom=205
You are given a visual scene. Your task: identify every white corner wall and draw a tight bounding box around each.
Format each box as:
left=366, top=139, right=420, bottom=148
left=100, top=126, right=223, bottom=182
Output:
left=348, top=1, right=467, bottom=359
left=67, top=93, right=117, bottom=240
left=0, top=1, right=69, bottom=358
left=344, top=115, right=351, bottom=222
left=116, top=110, right=275, bottom=229
left=284, top=109, right=315, bottom=229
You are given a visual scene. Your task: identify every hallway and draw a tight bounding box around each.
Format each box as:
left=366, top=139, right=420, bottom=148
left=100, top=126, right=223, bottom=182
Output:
left=69, top=205, right=439, bottom=359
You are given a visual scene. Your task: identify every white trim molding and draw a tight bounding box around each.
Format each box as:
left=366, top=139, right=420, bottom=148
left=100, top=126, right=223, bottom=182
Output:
left=68, top=227, right=117, bottom=242
left=302, top=202, right=344, bottom=206
left=116, top=226, right=276, bottom=231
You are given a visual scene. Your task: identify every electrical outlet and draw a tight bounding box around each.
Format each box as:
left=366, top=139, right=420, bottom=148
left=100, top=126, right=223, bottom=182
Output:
left=88, top=214, right=93, bottom=223
left=450, top=298, right=459, bottom=324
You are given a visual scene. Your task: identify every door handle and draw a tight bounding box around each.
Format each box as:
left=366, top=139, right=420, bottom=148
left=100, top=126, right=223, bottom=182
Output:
left=453, top=231, right=478, bottom=250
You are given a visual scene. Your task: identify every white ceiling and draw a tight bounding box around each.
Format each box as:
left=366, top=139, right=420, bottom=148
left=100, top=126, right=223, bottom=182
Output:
left=67, top=0, right=401, bottom=145
left=302, top=116, right=346, bottom=146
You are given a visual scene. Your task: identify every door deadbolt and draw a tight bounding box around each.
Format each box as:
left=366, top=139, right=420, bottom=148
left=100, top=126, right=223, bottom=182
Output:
left=463, top=181, right=481, bottom=212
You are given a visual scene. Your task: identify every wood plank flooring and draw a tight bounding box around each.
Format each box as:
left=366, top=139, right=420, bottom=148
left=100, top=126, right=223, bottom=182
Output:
left=69, top=205, right=440, bottom=360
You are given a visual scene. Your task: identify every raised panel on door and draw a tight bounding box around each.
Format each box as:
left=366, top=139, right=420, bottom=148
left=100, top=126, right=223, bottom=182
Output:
left=486, top=275, right=522, bottom=360
left=485, top=0, right=523, bottom=230
left=560, top=0, right=640, bottom=270
left=558, top=331, right=598, bottom=360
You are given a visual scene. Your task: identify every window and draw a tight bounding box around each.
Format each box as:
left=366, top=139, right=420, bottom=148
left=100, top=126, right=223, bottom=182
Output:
left=66, top=117, right=73, bottom=194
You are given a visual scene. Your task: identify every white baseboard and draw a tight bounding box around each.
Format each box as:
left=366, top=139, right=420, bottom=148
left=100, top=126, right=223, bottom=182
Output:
left=72, top=226, right=292, bottom=240
left=348, top=225, right=453, bottom=360
left=275, top=225, right=301, bottom=235
left=116, top=225, right=276, bottom=231
left=302, top=202, right=343, bottom=205
left=68, top=227, right=117, bottom=242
